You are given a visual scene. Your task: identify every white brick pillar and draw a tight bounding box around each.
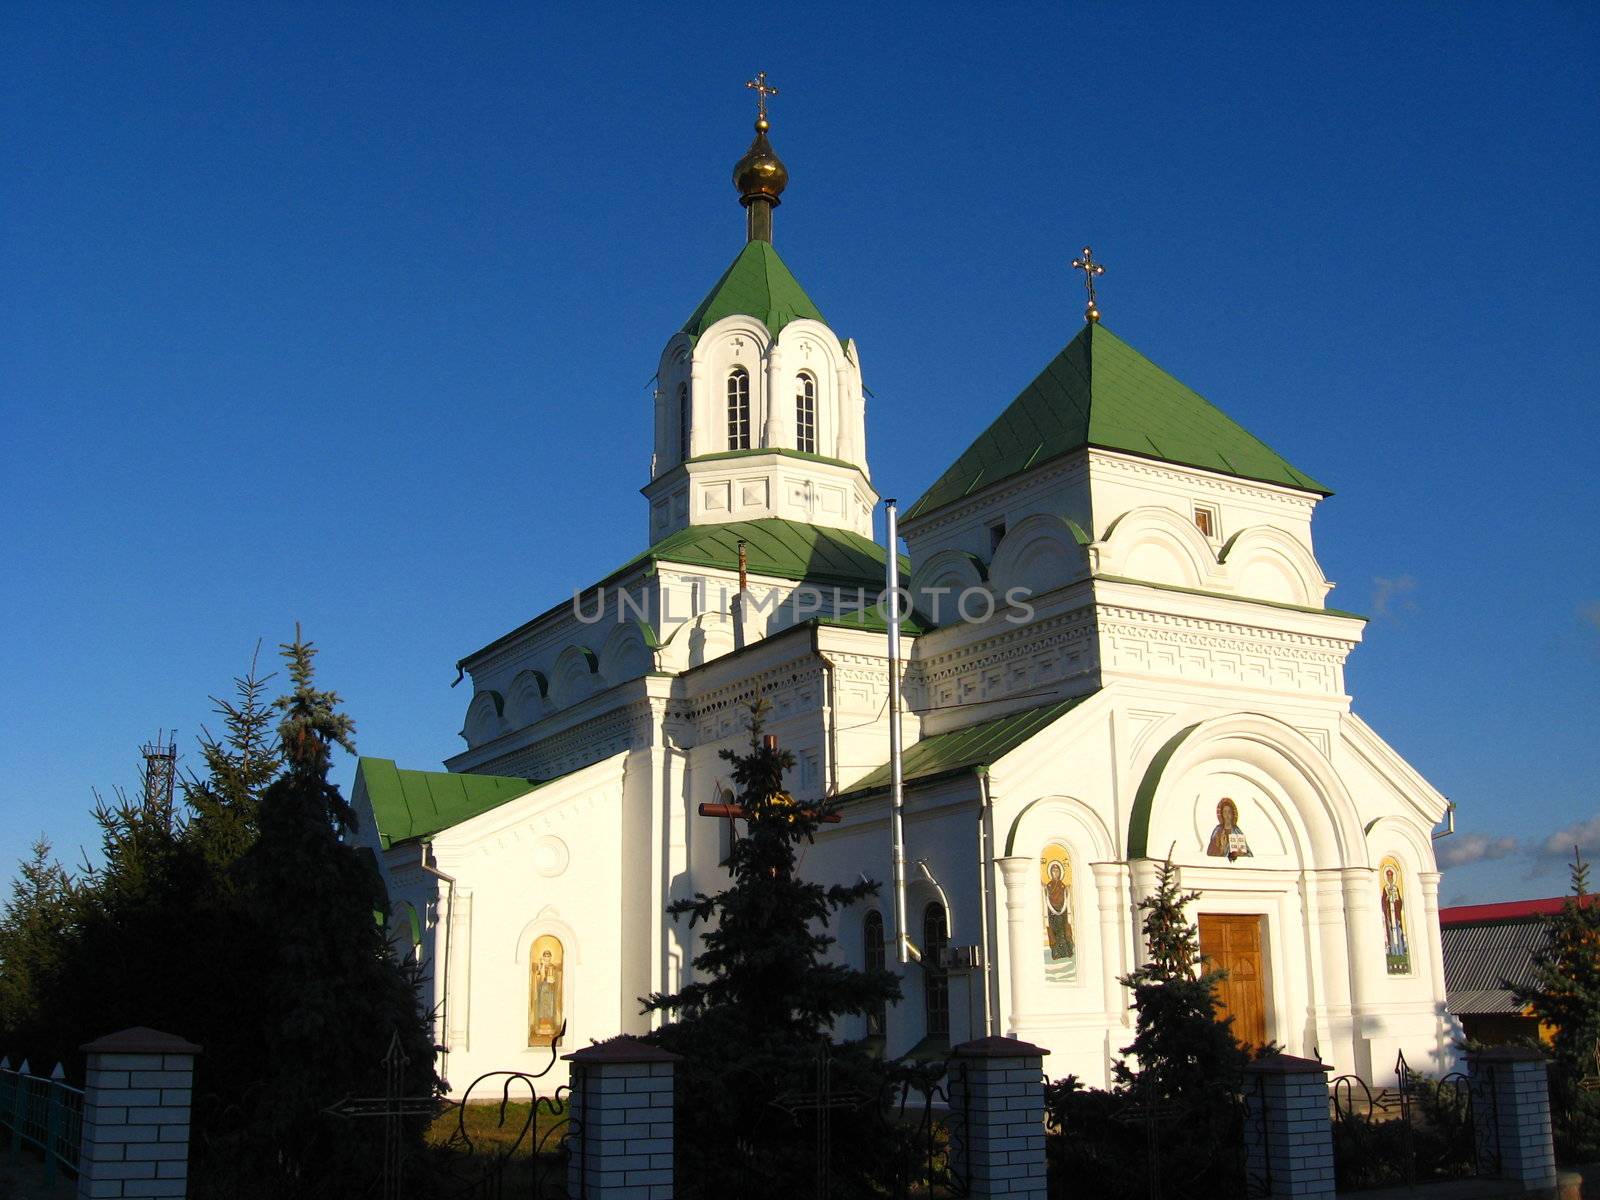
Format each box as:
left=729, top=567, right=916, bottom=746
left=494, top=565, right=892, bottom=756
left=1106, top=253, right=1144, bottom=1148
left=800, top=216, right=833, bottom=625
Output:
left=948, top=1035, right=1048, bottom=1199
left=1242, top=1052, right=1335, bottom=1199
left=1468, top=1045, right=1557, bottom=1190
left=77, top=1027, right=200, bottom=1200
left=564, top=1035, right=677, bottom=1200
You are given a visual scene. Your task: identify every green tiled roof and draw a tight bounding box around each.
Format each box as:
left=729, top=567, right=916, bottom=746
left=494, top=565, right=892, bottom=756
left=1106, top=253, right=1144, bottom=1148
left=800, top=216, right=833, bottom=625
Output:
left=682, top=241, right=832, bottom=342
left=611, top=518, right=906, bottom=590
left=906, top=324, right=1328, bottom=521
left=357, top=757, right=544, bottom=849
left=842, top=693, right=1096, bottom=799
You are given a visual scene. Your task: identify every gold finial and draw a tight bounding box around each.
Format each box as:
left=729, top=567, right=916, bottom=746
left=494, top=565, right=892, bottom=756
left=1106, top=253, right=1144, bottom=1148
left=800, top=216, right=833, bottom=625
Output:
left=1071, top=246, right=1106, bottom=324
left=746, top=71, right=779, bottom=130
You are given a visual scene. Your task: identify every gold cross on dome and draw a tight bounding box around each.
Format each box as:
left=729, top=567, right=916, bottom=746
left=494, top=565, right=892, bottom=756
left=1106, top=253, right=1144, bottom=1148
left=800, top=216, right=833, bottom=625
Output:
left=746, top=71, right=779, bottom=122
left=1071, top=246, right=1106, bottom=323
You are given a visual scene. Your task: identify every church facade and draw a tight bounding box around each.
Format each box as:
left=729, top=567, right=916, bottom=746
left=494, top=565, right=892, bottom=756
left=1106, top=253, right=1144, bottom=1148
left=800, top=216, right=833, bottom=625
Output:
left=353, top=106, right=1461, bottom=1094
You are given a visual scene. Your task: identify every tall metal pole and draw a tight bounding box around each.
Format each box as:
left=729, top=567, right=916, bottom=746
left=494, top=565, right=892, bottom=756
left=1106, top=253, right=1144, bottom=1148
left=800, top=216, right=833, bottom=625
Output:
left=885, top=500, right=911, bottom=964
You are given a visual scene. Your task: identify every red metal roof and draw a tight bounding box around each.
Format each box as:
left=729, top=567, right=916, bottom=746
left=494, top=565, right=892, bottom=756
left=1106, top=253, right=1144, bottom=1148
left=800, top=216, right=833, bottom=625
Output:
left=1439, top=895, right=1593, bottom=925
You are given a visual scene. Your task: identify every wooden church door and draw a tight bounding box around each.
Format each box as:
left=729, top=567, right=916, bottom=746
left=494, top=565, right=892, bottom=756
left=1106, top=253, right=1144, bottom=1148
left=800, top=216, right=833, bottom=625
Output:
left=1197, top=913, right=1268, bottom=1047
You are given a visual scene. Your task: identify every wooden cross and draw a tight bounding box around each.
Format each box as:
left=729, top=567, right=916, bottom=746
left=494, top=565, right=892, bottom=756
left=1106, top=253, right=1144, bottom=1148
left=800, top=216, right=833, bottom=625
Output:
left=696, top=734, right=842, bottom=824
left=746, top=71, right=780, bottom=122
left=1071, top=245, right=1106, bottom=324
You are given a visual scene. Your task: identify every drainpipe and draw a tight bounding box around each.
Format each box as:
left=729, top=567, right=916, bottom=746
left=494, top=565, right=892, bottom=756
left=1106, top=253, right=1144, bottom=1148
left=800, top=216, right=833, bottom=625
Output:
left=419, top=843, right=456, bottom=1054
left=1431, top=799, right=1456, bottom=841
left=885, top=500, right=911, bottom=964
left=975, top=767, right=997, bottom=1036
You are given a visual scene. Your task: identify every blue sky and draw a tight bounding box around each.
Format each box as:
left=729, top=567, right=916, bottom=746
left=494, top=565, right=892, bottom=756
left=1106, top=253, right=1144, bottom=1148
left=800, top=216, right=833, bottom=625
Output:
left=2, top=3, right=1595, bottom=905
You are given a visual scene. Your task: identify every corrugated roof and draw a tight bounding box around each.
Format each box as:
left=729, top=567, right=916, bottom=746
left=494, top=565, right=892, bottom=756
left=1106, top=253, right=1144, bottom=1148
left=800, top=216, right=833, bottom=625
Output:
left=681, top=241, right=832, bottom=342
left=358, top=757, right=546, bottom=849
left=612, top=518, right=905, bottom=590
left=1440, top=919, right=1551, bottom=1013
left=842, top=694, right=1095, bottom=799
left=906, top=323, right=1328, bottom=522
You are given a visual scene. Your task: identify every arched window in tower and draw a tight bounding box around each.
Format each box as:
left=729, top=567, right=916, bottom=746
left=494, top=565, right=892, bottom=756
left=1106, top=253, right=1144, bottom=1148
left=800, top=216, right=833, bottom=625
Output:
left=677, top=382, right=691, bottom=462
left=863, top=910, right=887, bottom=1037
left=795, top=372, right=817, bottom=454
left=922, top=901, right=950, bottom=1038
left=727, top=367, right=751, bottom=450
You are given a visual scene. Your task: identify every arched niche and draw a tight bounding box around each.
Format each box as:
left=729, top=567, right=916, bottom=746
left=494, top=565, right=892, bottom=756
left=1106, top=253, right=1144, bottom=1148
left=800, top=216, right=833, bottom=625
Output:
left=1098, top=506, right=1220, bottom=589
left=600, top=620, right=657, bottom=686
left=988, top=514, right=1091, bottom=602
left=514, top=910, right=581, bottom=1051
left=549, top=645, right=601, bottom=708
left=506, top=670, right=549, bottom=728
left=462, top=690, right=506, bottom=747
left=1128, top=713, right=1365, bottom=872
left=1219, top=526, right=1331, bottom=606
left=911, top=549, right=988, bottom=627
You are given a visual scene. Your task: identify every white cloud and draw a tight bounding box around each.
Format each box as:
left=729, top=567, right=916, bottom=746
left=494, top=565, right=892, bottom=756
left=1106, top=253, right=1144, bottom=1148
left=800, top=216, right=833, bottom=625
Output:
left=1371, top=575, right=1419, bottom=620
left=1437, top=833, right=1519, bottom=868
left=1540, top=814, right=1600, bottom=860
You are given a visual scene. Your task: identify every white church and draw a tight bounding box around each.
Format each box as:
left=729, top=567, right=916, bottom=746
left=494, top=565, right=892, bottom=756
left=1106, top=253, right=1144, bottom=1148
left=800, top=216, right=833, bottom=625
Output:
left=354, top=97, right=1462, bottom=1094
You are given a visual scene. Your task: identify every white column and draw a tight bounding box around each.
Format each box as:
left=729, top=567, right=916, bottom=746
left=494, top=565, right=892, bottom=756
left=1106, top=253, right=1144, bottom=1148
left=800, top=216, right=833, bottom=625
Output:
left=762, top=347, right=786, bottom=448
left=833, top=364, right=855, bottom=462
left=1090, top=861, right=1128, bottom=1025
left=1127, top=858, right=1163, bottom=971
left=77, top=1027, right=200, bottom=1200
left=1416, top=870, right=1449, bottom=999
left=996, top=856, right=1035, bottom=1030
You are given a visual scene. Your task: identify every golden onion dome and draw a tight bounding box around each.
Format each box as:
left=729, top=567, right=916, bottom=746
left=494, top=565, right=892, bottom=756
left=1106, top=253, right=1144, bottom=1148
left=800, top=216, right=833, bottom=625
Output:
left=733, top=117, right=788, bottom=206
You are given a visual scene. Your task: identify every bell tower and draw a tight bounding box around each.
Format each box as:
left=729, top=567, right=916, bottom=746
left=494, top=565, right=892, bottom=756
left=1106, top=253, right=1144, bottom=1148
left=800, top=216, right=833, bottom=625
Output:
left=643, top=76, right=876, bottom=543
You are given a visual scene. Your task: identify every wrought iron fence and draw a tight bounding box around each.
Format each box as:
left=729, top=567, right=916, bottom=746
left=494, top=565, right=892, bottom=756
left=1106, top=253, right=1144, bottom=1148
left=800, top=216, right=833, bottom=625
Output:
left=0, top=1057, right=84, bottom=1186
left=1327, top=1049, right=1495, bottom=1191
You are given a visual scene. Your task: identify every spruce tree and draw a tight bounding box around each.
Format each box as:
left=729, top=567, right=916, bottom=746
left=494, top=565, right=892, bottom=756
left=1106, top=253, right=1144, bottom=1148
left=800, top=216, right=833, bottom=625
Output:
left=1513, top=850, right=1600, bottom=1081
left=642, top=701, right=901, bottom=1195
left=207, top=626, right=436, bottom=1196
left=182, top=643, right=281, bottom=873
left=0, top=839, right=75, bottom=1041
left=1114, top=856, right=1250, bottom=1099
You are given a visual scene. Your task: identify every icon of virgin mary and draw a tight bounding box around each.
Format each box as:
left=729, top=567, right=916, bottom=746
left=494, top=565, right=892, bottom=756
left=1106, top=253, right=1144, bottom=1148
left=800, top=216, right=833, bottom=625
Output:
left=1205, top=798, right=1252, bottom=861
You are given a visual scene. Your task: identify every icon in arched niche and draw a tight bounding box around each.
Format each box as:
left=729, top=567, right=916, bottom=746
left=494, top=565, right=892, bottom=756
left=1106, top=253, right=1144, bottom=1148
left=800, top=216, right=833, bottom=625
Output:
left=1205, top=797, right=1253, bottom=861
left=1039, top=842, right=1077, bottom=983
left=528, top=933, right=565, bottom=1047
left=1380, top=856, right=1411, bottom=975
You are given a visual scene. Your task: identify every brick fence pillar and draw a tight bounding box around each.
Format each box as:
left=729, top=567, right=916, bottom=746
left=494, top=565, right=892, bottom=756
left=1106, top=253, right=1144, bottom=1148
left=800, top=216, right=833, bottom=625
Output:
left=948, top=1035, right=1048, bottom=1199
left=77, top=1027, right=201, bottom=1200
left=1242, top=1052, right=1335, bottom=1199
left=564, top=1035, right=677, bottom=1200
left=1468, top=1044, right=1557, bottom=1191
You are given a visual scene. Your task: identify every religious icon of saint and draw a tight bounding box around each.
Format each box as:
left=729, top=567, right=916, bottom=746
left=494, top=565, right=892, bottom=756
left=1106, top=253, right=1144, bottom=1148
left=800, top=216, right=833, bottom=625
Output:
left=1205, top=798, right=1253, bottom=861
left=528, top=935, right=564, bottom=1046
left=1380, top=857, right=1411, bottom=975
left=1039, top=844, right=1077, bottom=983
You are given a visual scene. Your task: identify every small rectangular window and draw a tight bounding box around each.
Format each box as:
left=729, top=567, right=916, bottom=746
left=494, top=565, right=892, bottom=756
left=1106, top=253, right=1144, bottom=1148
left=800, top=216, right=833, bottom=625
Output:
left=1193, top=505, right=1217, bottom=538
left=989, top=521, right=1007, bottom=555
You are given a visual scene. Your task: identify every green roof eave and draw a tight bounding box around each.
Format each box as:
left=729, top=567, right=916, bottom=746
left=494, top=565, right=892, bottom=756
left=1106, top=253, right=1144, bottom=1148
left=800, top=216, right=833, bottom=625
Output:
left=457, top=518, right=903, bottom=669
left=840, top=693, right=1096, bottom=801
left=358, top=757, right=548, bottom=849
left=906, top=323, right=1329, bottom=523
left=681, top=240, right=841, bottom=344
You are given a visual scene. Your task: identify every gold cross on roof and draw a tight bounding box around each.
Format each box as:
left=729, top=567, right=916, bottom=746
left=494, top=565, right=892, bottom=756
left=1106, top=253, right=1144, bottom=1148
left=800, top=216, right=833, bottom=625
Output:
left=1071, top=246, right=1106, bottom=324
left=746, top=71, right=779, bottom=123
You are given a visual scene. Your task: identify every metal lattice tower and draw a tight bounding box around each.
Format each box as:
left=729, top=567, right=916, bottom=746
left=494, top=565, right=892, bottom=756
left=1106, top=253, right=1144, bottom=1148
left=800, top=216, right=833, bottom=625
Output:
left=141, top=730, right=178, bottom=831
